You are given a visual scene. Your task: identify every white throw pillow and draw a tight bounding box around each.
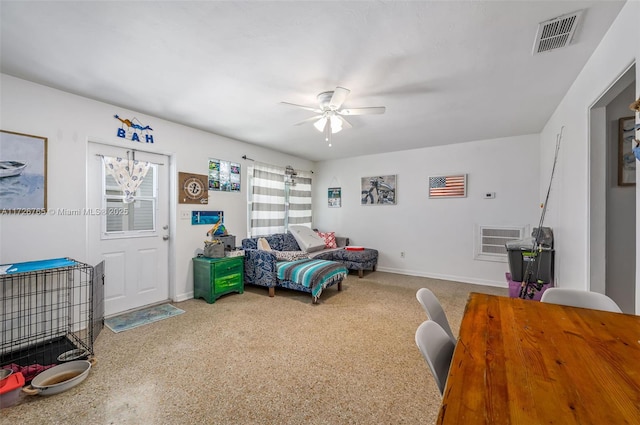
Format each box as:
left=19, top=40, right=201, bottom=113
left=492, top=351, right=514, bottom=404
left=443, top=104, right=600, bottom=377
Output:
left=257, top=237, right=272, bottom=251
left=288, top=225, right=326, bottom=253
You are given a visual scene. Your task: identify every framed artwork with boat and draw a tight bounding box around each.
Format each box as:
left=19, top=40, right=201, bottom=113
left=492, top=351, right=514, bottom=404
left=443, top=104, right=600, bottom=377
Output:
left=0, top=130, right=47, bottom=213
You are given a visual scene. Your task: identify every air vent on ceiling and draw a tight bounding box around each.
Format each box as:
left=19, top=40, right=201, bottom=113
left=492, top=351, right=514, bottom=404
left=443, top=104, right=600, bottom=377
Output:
left=532, top=10, right=583, bottom=55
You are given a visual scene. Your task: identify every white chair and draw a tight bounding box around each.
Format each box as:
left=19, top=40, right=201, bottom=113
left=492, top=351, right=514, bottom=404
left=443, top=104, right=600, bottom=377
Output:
left=416, top=288, right=456, bottom=342
left=540, top=288, right=622, bottom=313
left=415, top=320, right=456, bottom=395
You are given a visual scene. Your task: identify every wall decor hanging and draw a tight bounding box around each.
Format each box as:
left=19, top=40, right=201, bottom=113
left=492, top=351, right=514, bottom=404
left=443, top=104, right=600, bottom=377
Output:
left=114, top=114, right=154, bottom=143
left=328, top=187, right=341, bottom=208
left=361, top=175, right=396, bottom=205
left=0, top=130, right=47, bottom=213
left=179, top=172, right=208, bottom=204
left=191, top=210, right=223, bottom=226
left=208, top=158, right=241, bottom=192
left=428, top=174, right=467, bottom=198
left=618, top=116, right=636, bottom=186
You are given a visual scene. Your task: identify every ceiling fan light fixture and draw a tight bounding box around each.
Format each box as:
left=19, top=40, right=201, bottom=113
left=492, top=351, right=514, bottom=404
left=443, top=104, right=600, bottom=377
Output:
left=313, top=116, right=342, bottom=133
left=313, top=117, right=327, bottom=132
left=329, top=116, right=342, bottom=133
left=283, top=86, right=385, bottom=147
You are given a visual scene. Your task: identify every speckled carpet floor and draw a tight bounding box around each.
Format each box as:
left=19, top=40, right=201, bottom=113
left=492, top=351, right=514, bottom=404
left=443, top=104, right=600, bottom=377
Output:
left=3, top=272, right=506, bottom=425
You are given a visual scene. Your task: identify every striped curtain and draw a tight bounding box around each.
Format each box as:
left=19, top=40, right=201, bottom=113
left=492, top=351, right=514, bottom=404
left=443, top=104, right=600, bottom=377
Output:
left=248, top=164, right=313, bottom=237
left=287, top=170, right=312, bottom=228
left=249, top=163, right=286, bottom=237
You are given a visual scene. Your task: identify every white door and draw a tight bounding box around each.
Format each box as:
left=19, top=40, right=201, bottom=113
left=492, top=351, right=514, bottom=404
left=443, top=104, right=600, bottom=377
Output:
left=88, top=143, right=170, bottom=316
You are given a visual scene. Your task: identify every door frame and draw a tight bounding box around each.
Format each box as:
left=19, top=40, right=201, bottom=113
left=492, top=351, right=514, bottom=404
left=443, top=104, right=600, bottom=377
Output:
left=85, top=139, right=177, bottom=308
left=588, top=62, right=636, bottom=312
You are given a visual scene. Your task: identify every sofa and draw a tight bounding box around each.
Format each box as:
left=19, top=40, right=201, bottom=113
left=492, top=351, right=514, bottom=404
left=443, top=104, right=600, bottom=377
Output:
left=242, top=228, right=380, bottom=302
left=241, top=232, right=349, bottom=303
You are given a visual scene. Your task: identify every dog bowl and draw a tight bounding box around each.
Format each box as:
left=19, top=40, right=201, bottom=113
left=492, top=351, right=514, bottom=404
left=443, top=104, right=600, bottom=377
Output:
left=23, top=359, right=94, bottom=396
left=57, top=348, right=90, bottom=362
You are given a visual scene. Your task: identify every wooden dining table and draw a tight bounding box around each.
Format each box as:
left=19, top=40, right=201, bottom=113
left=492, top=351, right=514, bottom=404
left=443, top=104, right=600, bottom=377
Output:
left=437, top=292, right=640, bottom=424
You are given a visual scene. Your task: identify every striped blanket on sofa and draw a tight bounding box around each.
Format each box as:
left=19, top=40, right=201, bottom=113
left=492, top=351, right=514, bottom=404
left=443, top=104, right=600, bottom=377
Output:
left=277, top=258, right=348, bottom=298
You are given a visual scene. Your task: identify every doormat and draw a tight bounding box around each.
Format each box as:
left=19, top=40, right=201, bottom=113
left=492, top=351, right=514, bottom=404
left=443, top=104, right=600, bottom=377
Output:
left=105, top=304, right=185, bottom=333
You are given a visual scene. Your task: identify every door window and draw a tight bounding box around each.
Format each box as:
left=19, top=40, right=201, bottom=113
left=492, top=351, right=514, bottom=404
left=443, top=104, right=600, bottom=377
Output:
left=102, top=158, right=158, bottom=235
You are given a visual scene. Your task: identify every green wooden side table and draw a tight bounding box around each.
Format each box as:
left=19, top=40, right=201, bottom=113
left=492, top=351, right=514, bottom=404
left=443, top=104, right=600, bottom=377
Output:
left=193, top=256, right=244, bottom=303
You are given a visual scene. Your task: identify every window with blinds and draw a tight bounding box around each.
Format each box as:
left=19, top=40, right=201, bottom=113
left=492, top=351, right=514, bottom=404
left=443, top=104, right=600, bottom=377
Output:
left=103, top=163, right=157, bottom=235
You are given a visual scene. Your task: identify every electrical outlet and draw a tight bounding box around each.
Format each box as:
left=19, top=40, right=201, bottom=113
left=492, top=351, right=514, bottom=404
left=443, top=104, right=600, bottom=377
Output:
left=400, top=251, right=405, bottom=258
left=180, top=210, right=191, bottom=220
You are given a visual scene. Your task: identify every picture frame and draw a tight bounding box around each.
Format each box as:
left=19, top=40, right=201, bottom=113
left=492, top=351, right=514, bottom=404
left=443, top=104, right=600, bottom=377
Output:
left=178, top=172, right=208, bottom=204
left=0, top=130, right=48, bottom=213
left=618, top=116, right=636, bottom=186
left=361, top=175, right=396, bottom=205
left=208, top=158, right=241, bottom=192
left=191, top=210, right=223, bottom=225
left=328, top=187, right=341, bottom=208
left=428, top=174, right=467, bottom=198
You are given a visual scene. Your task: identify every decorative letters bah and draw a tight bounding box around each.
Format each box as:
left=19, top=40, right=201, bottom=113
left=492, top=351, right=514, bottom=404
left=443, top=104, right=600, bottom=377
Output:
left=114, top=114, right=154, bottom=143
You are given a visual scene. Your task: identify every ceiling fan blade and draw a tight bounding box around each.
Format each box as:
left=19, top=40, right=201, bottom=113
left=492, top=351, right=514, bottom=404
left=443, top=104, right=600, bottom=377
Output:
left=329, top=87, right=350, bottom=110
left=337, top=106, right=386, bottom=116
left=293, top=115, right=323, bottom=126
left=336, top=115, right=352, bottom=129
left=280, top=101, right=322, bottom=113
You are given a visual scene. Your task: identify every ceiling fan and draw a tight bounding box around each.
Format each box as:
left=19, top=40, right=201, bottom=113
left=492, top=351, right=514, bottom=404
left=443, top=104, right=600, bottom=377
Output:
left=281, top=87, right=386, bottom=146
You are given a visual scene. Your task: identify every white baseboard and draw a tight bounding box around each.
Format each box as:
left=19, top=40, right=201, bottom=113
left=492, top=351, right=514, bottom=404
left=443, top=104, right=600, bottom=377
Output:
left=174, top=291, right=194, bottom=302
left=376, top=267, right=507, bottom=288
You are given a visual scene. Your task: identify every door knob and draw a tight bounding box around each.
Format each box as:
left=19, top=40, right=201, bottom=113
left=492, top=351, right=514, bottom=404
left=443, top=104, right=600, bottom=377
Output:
left=163, top=235, right=169, bottom=241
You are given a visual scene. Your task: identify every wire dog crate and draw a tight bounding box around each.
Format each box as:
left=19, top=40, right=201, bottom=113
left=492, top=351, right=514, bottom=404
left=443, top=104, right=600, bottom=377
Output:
left=0, top=258, right=104, bottom=372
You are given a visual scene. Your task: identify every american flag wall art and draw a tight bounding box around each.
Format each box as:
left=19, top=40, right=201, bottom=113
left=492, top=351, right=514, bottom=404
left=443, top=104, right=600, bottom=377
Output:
left=429, top=174, right=467, bottom=198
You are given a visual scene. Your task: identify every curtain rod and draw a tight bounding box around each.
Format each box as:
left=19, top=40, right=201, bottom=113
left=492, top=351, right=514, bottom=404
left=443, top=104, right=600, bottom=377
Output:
left=95, top=153, right=164, bottom=166
left=242, top=155, right=313, bottom=174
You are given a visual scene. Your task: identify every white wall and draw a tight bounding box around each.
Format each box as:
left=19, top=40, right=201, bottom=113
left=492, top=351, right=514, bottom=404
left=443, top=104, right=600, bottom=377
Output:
left=0, top=74, right=313, bottom=301
left=4, top=2, right=637, bottom=301
left=539, top=1, right=639, bottom=311
left=313, top=134, right=541, bottom=287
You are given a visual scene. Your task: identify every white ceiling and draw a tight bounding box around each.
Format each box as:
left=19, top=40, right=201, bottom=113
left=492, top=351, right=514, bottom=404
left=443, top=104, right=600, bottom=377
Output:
left=0, top=1, right=625, bottom=162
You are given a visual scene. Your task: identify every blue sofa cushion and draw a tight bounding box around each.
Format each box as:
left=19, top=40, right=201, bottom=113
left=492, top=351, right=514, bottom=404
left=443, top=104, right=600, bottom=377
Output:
left=242, top=233, right=301, bottom=252
left=281, top=233, right=300, bottom=251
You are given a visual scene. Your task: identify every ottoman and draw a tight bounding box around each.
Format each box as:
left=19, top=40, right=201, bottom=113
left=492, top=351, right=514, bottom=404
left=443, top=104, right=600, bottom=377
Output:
left=331, top=248, right=378, bottom=278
